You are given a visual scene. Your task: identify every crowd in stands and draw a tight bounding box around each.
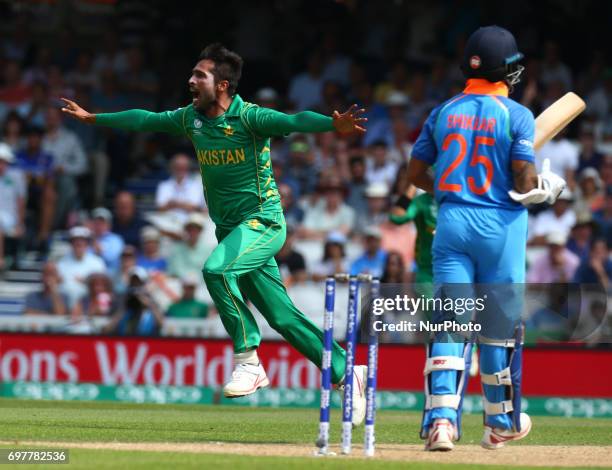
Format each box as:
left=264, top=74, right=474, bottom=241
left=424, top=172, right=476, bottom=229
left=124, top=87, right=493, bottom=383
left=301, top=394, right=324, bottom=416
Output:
left=0, top=1, right=610, bottom=342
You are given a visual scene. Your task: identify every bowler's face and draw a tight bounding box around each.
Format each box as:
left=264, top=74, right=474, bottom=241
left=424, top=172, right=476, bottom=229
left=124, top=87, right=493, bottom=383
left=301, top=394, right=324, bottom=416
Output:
left=189, top=60, right=217, bottom=111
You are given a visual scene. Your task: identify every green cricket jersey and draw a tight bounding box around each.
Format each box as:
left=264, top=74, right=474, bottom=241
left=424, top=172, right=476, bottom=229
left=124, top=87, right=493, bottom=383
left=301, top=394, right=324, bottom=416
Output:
left=389, top=192, right=437, bottom=278
left=96, top=95, right=334, bottom=229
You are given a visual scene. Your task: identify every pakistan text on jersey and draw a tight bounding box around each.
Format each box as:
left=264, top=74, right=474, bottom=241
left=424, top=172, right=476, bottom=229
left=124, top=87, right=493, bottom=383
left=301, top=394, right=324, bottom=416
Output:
left=196, top=148, right=246, bottom=166
left=446, top=114, right=496, bottom=133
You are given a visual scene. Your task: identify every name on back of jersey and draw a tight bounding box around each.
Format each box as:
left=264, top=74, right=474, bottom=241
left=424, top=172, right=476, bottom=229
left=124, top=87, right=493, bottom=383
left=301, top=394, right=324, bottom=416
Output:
left=447, top=114, right=496, bottom=133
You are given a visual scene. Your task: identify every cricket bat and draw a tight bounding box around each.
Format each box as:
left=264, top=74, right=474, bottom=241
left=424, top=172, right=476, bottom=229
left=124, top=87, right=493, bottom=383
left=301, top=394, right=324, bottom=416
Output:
left=534, top=92, right=586, bottom=150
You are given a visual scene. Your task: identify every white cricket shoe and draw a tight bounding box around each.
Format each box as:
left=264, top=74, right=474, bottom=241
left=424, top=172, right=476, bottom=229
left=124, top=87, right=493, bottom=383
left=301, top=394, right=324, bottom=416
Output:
left=223, top=362, right=270, bottom=398
left=425, top=418, right=456, bottom=451
left=481, top=413, right=532, bottom=450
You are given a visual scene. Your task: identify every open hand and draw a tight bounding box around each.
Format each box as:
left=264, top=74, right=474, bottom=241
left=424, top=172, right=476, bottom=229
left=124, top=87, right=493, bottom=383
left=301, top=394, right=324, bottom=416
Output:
left=332, top=104, right=367, bottom=134
left=60, top=98, right=95, bottom=124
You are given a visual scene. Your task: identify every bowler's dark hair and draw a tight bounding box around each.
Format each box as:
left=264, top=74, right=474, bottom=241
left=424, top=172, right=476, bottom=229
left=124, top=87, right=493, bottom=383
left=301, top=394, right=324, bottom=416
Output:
left=198, top=43, right=243, bottom=95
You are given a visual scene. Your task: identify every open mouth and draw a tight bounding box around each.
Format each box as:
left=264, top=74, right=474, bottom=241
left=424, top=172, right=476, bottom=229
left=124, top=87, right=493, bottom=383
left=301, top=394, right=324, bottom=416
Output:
left=190, top=89, right=200, bottom=104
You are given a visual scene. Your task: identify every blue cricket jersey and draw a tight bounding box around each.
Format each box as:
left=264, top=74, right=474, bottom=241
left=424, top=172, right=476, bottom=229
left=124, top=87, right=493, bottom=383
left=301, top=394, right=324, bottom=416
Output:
left=412, top=79, right=535, bottom=210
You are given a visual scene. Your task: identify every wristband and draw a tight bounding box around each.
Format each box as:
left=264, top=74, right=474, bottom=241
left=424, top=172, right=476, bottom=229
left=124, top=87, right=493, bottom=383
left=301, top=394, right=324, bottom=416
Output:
left=394, top=194, right=412, bottom=210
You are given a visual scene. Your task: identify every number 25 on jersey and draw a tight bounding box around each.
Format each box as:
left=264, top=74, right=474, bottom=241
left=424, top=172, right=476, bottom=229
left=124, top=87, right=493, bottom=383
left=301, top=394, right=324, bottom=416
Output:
left=437, top=134, right=494, bottom=195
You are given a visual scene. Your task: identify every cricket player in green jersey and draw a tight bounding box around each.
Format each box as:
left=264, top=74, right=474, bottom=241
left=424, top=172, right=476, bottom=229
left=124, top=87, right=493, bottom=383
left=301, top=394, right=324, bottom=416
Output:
left=389, top=189, right=479, bottom=381
left=61, top=43, right=369, bottom=424
left=390, top=190, right=437, bottom=288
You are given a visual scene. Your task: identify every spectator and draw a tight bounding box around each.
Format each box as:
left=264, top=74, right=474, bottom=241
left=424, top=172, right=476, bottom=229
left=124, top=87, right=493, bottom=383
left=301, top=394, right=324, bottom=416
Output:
left=573, top=238, right=612, bottom=290
left=64, top=86, right=108, bottom=207
left=118, top=47, right=159, bottom=109
left=320, top=33, right=351, bottom=87
left=0, top=60, right=31, bottom=109
left=155, top=153, right=205, bottom=225
left=136, top=226, right=167, bottom=273
left=111, top=191, right=147, bottom=249
left=346, top=155, right=368, bottom=214
left=46, top=65, right=74, bottom=103
left=254, top=87, right=280, bottom=109
left=273, top=157, right=300, bottom=199
left=374, top=60, right=411, bottom=104
left=51, top=29, right=79, bottom=71
left=1, top=111, right=26, bottom=153
left=57, top=226, right=106, bottom=308
left=311, top=231, right=348, bottom=281
left=576, top=125, right=603, bottom=173
left=16, top=81, right=49, bottom=129
left=105, top=267, right=164, bottom=336
left=166, top=273, right=209, bottom=318
left=113, top=245, right=137, bottom=295
left=275, top=225, right=307, bottom=286
left=284, top=136, right=319, bottom=197
left=527, top=232, right=580, bottom=283
left=584, top=68, right=611, bottom=123
left=574, top=167, right=604, bottom=214
left=567, top=212, right=596, bottom=260
left=278, top=182, right=304, bottom=227
left=380, top=250, right=409, bottom=284
left=365, top=140, right=398, bottom=188
left=300, top=176, right=355, bottom=239
left=92, top=31, right=128, bottom=75
left=130, top=135, right=166, bottom=178
left=14, top=125, right=55, bottom=247
left=66, top=51, right=99, bottom=91
left=355, top=182, right=389, bottom=234
left=363, top=93, right=409, bottom=148
left=535, top=133, right=578, bottom=191
left=90, top=69, right=129, bottom=112
left=319, top=80, right=346, bottom=116
left=23, top=261, right=68, bottom=315
left=167, top=213, right=211, bottom=278
left=540, top=41, right=572, bottom=92
left=288, top=52, right=324, bottom=111
left=405, top=72, right=436, bottom=132
left=352, top=81, right=389, bottom=131
left=42, top=106, right=87, bottom=228
left=529, top=190, right=576, bottom=245
left=90, top=207, right=124, bottom=273
left=3, top=21, right=32, bottom=63
left=593, top=186, right=612, bottom=244
left=350, top=226, right=387, bottom=278
left=0, top=143, right=25, bottom=270
left=71, top=272, right=119, bottom=320
left=388, top=114, right=413, bottom=163
left=23, top=46, right=52, bottom=86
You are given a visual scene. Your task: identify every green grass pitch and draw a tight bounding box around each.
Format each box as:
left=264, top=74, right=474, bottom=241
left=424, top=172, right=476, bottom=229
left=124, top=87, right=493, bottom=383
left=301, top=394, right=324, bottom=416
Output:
left=0, top=398, right=610, bottom=469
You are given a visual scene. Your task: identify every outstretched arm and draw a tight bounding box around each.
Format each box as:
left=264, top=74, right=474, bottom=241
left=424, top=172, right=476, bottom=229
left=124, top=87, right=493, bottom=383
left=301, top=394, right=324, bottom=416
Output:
left=61, top=98, right=186, bottom=135
left=244, top=104, right=366, bottom=137
left=389, top=186, right=418, bottom=225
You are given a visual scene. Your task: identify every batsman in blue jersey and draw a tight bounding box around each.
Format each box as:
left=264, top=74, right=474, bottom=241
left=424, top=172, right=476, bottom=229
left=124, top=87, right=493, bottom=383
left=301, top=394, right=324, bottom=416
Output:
left=407, top=26, right=566, bottom=451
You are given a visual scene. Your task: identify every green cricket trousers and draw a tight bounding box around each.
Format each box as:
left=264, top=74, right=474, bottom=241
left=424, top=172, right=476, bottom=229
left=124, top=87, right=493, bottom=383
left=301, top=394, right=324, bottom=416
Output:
left=202, top=210, right=346, bottom=384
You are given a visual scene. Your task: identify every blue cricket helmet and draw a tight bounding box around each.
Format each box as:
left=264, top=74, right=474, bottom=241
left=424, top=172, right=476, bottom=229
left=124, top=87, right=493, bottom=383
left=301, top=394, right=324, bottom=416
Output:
left=461, top=26, right=525, bottom=87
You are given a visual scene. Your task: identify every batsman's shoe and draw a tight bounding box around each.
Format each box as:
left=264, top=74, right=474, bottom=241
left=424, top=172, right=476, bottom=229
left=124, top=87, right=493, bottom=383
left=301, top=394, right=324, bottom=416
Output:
left=223, top=363, right=270, bottom=398
left=481, top=413, right=532, bottom=450
left=425, top=419, right=456, bottom=451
